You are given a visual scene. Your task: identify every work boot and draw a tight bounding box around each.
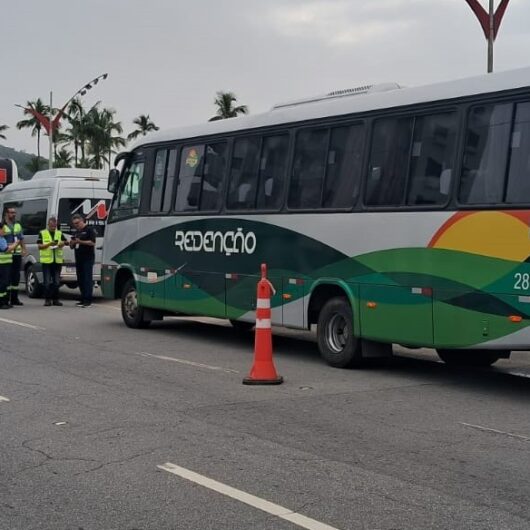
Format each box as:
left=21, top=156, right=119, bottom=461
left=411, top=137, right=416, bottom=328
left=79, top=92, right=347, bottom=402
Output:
left=0, top=295, right=10, bottom=310
left=10, top=291, right=23, bottom=306
left=44, top=299, right=52, bottom=307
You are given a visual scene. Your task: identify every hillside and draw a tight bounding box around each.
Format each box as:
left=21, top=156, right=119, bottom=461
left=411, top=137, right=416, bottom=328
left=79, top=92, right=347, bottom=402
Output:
left=0, top=145, right=47, bottom=180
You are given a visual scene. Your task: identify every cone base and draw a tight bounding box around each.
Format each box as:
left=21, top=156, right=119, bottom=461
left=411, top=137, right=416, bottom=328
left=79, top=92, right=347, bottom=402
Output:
left=242, top=376, right=284, bottom=385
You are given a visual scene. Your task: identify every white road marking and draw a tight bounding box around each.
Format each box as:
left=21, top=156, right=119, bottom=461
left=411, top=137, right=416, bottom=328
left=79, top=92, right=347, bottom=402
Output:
left=0, top=317, right=45, bottom=331
left=134, top=352, right=239, bottom=374
left=460, top=422, right=530, bottom=442
left=158, top=462, right=342, bottom=530
left=0, top=395, right=10, bottom=403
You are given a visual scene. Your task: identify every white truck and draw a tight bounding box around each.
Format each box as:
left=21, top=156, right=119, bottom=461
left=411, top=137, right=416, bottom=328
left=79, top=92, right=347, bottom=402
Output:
left=0, top=168, right=112, bottom=298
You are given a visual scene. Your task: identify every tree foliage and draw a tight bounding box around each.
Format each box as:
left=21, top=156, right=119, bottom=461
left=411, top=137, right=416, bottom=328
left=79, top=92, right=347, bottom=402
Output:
left=209, top=91, right=248, bottom=121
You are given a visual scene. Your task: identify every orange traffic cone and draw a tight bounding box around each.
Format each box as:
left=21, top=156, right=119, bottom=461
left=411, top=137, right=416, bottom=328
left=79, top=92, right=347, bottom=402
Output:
left=243, top=264, right=283, bottom=385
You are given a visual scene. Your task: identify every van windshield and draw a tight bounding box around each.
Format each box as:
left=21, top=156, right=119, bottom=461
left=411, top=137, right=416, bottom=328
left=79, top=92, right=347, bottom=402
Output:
left=58, top=198, right=110, bottom=236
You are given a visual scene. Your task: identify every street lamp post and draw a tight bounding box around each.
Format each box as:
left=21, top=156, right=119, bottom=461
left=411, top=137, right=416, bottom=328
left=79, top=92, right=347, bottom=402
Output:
left=464, top=0, right=511, bottom=73
left=16, top=73, right=108, bottom=169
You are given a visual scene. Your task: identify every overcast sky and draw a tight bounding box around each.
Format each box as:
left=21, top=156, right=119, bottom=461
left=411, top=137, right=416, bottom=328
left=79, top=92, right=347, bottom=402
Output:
left=2, top=0, right=529, bottom=155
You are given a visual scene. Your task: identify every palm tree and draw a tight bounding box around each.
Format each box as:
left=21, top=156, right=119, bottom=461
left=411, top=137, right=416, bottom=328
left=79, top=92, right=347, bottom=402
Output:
left=54, top=148, right=73, bottom=169
left=25, top=155, right=46, bottom=175
left=62, top=98, right=93, bottom=167
left=0, top=124, right=8, bottom=141
left=127, top=114, right=159, bottom=141
left=209, top=91, right=248, bottom=121
left=86, top=105, right=126, bottom=169
left=16, top=98, right=49, bottom=163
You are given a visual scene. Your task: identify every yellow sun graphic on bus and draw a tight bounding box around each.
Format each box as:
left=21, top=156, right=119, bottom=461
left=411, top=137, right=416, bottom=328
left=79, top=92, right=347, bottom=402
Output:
left=429, top=211, right=530, bottom=262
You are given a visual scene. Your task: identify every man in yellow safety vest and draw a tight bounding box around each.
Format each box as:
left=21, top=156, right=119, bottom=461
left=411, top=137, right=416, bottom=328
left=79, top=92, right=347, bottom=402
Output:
left=3, top=206, right=27, bottom=306
left=37, top=216, right=67, bottom=307
left=0, top=222, right=19, bottom=309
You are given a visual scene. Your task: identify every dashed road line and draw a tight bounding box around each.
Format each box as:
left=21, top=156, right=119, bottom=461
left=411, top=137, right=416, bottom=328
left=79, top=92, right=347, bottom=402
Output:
left=0, top=317, right=45, bottom=331
left=134, top=351, right=239, bottom=374
left=460, top=422, right=530, bottom=441
left=158, top=462, right=341, bottom=530
left=0, top=395, right=10, bottom=403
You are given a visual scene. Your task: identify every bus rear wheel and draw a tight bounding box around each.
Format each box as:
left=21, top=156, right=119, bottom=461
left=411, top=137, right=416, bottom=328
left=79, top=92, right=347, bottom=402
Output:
left=121, top=279, right=151, bottom=329
left=317, top=297, right=361, bottom=368
left=436, top=349, right=506, bottom=368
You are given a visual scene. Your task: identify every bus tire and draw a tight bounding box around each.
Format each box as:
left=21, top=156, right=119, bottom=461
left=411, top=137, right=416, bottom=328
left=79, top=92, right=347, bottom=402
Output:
left=230, top=319, right=254, bottom=332
left=436, top=349, right=505, bottom=368
left=317, top=297, right=361, bottom=368
left=25, top=265, right=43, bottom=299
left=121, top=278, right=151, bottom=329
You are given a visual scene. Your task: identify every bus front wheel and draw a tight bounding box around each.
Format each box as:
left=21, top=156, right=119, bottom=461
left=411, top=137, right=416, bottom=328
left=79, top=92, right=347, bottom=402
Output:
left=436, top=349, right=506, bottom=367
left=317, top=297, right=361, bottom=368
left=121, top=279, right=151, bottom=329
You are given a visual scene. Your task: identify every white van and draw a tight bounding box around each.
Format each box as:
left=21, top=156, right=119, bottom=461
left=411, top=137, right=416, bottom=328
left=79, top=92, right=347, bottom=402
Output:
left=0, top=168, right=112, bottom=298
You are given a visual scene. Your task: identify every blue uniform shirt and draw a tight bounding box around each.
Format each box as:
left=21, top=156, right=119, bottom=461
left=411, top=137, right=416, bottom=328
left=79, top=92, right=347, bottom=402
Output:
left=0, top=236, right=7, bottom=252
left=4, top=223, right=24, bottom=245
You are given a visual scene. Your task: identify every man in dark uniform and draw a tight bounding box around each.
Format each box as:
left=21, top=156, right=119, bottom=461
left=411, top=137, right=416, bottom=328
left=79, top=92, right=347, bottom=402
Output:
left=70, top=214, right=97, bottom=308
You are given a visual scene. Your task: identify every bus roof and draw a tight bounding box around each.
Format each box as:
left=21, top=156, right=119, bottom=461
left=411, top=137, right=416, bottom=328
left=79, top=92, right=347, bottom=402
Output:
left=131, top=66, right=530, bottom=149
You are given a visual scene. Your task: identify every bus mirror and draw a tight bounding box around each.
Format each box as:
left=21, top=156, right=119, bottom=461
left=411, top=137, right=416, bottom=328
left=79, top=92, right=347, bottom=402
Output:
left=108, top=169, right=120, bottom=193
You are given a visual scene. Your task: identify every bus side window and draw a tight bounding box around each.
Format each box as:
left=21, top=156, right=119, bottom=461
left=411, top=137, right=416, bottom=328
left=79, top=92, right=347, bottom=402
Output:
left=257, top=135, right=289, bottom=210
left=366, top=117, right=412, bottom=206
left=227, top=138, right=260, bottom=210
left=322, top=124, right=364, bottom=208
left=111, top=160, right=145, bottom=220
left=201, top=142, right=227, bottom=211
left=505, top=102, right=530, bottom=204
left=289, top=128, right=328, bottom=209
left=406, top=112, right=457, bottom=206
left=459, top=104, right=512, bottom=205
left=175, top=146, right=204, bottom=212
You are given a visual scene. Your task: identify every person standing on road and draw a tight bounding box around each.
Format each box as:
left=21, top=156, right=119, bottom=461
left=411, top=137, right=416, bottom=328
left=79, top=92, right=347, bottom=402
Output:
left=70, top=214, right=96, bottom=308
left=3, top=206, right=27, bottom=306
left=38, top=216, right=66, bottom=307
left=0, top=222, right=19, bottom=310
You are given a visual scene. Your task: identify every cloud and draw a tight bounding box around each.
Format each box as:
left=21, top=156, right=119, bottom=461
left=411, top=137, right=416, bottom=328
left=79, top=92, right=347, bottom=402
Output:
left=266, top=0, right=418, bottom=47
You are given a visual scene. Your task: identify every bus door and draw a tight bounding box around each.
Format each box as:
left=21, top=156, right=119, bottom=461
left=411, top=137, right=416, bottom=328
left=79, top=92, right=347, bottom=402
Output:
left=359, top=284, right=434, bottom=346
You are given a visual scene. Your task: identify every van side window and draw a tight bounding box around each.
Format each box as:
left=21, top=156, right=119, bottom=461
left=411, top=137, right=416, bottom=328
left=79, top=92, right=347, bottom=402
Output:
left=5, top=199, right=48, bottom=235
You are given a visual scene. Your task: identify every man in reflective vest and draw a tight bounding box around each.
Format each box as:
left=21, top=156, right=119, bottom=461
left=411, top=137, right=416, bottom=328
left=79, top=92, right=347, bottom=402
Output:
left=0, top=222, right=19, bottom=309
left=3, top=206, right=26, bottom=306
left=38, top=216, right=67, bottom=307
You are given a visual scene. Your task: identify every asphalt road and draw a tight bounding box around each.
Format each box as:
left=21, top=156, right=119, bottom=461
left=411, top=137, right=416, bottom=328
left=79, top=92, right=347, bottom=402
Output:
left=1, top=290, right=529, bottom=530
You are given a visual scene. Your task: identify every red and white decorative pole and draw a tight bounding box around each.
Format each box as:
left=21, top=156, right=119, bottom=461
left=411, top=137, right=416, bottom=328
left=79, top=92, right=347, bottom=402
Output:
left=16, top=73, right=108, bottom=169
left=464, top=0, right=511, bottom=73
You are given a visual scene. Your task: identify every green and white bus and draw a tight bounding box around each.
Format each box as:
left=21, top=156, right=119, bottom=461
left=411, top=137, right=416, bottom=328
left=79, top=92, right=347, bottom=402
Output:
left=102, top=67, right=530, bottom=368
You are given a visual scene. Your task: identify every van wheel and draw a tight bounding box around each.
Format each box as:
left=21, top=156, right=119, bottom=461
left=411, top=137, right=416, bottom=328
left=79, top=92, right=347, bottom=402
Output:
left=317, top=297, right=362, bottom=368
left=121, top=279, right=151, bottom=329
left=25, top=265, right=43, bottom=298
left=437, top=349, right=505, bottom=367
